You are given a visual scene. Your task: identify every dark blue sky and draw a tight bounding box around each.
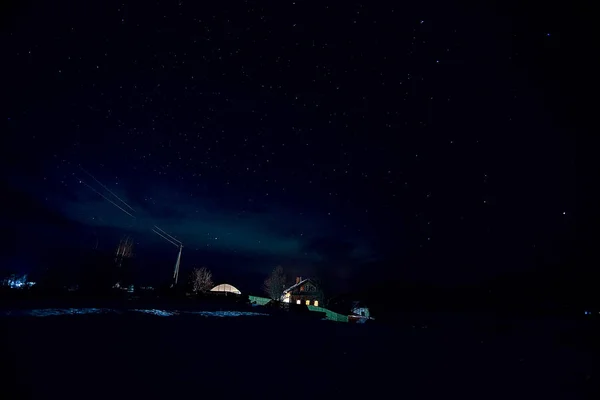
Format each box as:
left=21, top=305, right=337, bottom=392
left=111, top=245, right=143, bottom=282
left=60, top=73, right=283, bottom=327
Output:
left=1, top=1, right=576, bottom=291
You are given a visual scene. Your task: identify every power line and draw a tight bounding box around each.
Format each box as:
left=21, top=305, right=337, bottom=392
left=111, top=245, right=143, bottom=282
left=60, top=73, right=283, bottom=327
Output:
left=79, top=165, right=136, bottom=212
left=152, top=228, right=179, bottom=247
left=76, top=175, right=136, bottom=219
left=153, top=225, right=181, bottom=244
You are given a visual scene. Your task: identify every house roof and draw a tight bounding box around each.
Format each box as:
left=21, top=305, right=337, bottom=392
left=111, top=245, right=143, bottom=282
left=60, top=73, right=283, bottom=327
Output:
left=283, top=278, right=316, bottom=294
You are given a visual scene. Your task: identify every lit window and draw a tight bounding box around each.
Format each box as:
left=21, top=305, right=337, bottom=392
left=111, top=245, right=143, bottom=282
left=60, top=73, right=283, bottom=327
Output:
left=305, top=300, right=310, bottom=306
left=314, top=300, right=319, bottom=307
left=296, top=300, right=301, bottom=305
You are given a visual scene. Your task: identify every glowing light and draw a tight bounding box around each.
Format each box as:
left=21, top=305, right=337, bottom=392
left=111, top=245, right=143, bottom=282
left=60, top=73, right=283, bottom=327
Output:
left=3, top=274, right=35, bottom=289
left=210, top=283, right=241, bottom=294
left=314, top=300, right=319, bottom=307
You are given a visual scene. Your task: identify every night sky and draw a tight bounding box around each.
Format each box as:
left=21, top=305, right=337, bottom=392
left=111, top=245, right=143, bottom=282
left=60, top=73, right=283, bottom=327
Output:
left=1, top=1, right=577, bottom=292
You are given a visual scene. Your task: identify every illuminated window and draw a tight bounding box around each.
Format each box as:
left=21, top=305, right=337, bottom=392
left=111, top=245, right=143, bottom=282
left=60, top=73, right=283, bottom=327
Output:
left=296, top=300, right=301, bottom=305
left=300, top=286, right=304, bottom=291
left=305, top=300, right=310, bottom=306
left=314, top=300, right=319, bottom=307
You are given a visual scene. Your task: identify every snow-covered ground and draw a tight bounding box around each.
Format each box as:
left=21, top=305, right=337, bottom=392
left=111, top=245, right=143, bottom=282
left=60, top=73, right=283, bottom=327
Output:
left=1, top=313, right=594, bottom=399
left=1, top=308, right=269, bottom=318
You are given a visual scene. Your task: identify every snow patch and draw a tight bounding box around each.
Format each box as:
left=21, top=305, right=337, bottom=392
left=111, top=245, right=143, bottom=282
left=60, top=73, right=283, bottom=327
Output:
left=186, top=310, right=269, bottom=318
left=1, top=308, right=269, bottom=318
left=132, top=309, right=177, bottom=317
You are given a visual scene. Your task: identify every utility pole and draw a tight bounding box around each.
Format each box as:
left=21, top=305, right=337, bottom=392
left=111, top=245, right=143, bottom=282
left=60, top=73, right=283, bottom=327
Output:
left=173, top=243, right=183, bottom=284
left=152, top=226, right=183, bottom=286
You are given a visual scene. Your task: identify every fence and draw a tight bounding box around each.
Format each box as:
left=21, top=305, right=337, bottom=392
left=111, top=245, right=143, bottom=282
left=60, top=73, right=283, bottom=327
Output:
left=248, top=295, right=348, bottom=322
left=248, top=295, right=271, bottom=306
left=307, top=305, right=348, bottom=322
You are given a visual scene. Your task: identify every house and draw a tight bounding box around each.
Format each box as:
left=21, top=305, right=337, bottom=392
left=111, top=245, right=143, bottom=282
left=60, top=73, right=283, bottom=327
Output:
left=348, top=301, right=373, bottom=323
left=350, top=301, right=370, bottom=318
left=281, top=277, right=323, bottom=307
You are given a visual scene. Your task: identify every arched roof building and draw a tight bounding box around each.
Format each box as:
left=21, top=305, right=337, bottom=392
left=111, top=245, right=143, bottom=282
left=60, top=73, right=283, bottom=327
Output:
left=210, top=283, right=241, bottom=295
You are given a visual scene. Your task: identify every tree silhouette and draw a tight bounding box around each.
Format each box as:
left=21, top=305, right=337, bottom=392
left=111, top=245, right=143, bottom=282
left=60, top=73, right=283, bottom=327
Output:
left=190, top=267, right=213, bottom=293
left=263, top=266, right=286, bottom=300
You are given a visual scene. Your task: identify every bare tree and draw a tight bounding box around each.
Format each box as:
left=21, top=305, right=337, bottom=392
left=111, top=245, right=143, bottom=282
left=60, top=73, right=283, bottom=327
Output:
left=263, top=266, right=287, bottom=300
left=191, top=267, right=214, bottom=293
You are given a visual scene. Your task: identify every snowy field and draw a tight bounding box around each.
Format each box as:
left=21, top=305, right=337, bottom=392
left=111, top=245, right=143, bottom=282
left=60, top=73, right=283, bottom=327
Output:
left=1, top=312, right=594, bottom=399
left=1, top=308, right=269, bottom=318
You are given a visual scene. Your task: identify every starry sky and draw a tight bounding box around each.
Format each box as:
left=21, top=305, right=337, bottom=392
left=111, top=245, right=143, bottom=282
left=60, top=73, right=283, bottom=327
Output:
left=1, top=1, right=577, bottom=291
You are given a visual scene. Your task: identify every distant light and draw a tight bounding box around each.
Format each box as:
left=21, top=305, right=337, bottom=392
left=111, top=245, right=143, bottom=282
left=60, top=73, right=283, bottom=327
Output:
left=563, top=212, right=566, bottom=215
left=420, top=20, right=424, bottom=24
left=546, top=33, right=551, bottom=37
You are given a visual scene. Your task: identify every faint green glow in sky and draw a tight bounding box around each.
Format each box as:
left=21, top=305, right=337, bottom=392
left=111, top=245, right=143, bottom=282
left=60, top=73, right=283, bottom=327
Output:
left=59, top=184, right=370, bottom=262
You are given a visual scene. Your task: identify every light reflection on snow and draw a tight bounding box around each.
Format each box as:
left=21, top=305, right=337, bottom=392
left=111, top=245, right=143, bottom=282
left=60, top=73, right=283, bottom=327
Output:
left=186, top=311, right=269, bottom=317
left=1, top=308, right=270, bottom=318
left=28, top=308, right=114, bottom=317
left=132, top=309, right=177, bottom=317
